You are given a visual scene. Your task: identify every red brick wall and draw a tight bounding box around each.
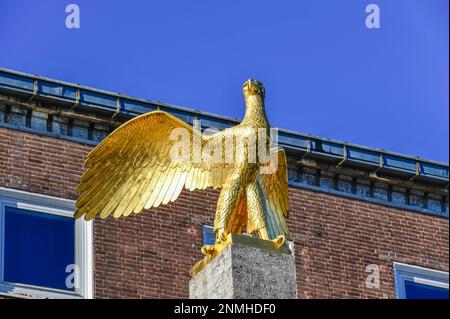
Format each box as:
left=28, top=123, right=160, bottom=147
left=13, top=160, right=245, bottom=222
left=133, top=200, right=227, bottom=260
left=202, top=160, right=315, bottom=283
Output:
left=0, top=127, right=90, bottom=200
left=289, top=190, right=448, bottom=298
left=1, top=127, right=448, bottom=298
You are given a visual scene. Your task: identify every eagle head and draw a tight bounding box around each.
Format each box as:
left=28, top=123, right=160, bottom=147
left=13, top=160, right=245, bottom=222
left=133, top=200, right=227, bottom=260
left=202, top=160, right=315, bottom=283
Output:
left=242, top=79, right=265, bottom=99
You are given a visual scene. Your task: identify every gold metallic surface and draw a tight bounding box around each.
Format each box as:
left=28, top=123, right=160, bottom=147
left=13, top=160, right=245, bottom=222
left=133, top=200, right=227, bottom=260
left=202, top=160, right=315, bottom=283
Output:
left=74, top=79, right=291, bottom=274
left=191, top=233, right=290, bottom=276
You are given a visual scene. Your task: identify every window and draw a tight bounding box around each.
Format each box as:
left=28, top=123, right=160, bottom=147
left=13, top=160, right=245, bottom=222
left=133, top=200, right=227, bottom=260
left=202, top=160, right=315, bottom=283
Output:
left=0, top=187, right=93, bottom=299
left=202, top=225, right=215, bottom=245
left=394, top=262, right=449, bottom=299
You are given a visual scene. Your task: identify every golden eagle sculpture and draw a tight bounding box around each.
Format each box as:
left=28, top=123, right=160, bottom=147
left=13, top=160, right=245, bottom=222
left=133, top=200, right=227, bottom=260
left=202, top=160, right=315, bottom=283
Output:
left=74, top=79, right=290, bottom=273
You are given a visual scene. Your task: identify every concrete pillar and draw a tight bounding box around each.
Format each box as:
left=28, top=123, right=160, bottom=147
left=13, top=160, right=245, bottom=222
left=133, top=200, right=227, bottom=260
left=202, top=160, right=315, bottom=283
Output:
left=189, top=234, right=297, bottom=299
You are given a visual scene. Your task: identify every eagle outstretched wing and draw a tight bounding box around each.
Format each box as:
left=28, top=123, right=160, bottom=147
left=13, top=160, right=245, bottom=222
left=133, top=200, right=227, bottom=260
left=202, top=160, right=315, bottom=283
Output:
left=259, top=148, right=290, bottom=239
left=74, top=110, right=230, bottom=220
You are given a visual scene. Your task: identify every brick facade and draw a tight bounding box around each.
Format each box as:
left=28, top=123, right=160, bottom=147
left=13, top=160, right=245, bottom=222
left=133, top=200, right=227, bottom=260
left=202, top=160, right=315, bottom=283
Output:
left=1, top=126, right=447, bottom=298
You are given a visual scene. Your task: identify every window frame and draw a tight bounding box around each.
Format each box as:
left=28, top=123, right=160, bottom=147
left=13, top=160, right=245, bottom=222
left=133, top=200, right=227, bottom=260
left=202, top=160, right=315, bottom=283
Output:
left=393, top=262, right=449, bottom=299
left=0, top=187, right=93, bottom=299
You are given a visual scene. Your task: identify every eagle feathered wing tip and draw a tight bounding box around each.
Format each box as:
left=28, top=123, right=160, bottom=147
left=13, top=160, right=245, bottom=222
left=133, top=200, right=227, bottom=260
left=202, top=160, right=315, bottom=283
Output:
left=74, top=110, right=226, bottom=220
left=259, top=147, right=290, bottom=239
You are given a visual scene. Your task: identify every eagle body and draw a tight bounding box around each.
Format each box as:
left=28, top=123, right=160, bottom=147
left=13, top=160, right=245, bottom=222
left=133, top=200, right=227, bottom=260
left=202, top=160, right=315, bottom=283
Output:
left=75, top=79, right=290, bottom=251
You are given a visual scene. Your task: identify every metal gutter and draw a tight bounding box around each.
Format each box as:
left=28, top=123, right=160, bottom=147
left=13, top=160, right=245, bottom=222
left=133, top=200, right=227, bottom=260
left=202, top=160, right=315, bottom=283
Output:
left=0, top=67, right=448, bottom=187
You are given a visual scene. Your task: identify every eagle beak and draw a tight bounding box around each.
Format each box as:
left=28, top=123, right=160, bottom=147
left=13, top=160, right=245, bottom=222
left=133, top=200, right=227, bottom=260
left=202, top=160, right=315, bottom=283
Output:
left=248, top=80, right=255, bottom=93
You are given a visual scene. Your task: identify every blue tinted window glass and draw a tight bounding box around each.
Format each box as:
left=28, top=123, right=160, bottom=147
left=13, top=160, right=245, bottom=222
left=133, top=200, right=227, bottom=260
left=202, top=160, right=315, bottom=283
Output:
left=4, top=206, right=75, bottom=291
left=404, top=280, right=449, bottom=299
left=202, top=225, right=215, bottom=245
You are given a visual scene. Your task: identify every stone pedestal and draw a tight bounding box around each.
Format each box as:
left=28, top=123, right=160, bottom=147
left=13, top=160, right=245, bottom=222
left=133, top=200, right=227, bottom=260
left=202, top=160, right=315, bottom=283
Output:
left=189, top=234, right=297, bottom=299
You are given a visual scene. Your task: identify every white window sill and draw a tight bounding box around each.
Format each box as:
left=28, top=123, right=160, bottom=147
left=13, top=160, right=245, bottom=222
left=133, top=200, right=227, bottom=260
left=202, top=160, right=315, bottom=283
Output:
left=0, top=282, right=84, bottom=299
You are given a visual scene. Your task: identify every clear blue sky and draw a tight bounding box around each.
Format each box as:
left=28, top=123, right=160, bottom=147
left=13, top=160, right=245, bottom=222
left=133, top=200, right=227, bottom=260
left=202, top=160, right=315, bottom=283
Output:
left=0, top=0, right=448, bottom=162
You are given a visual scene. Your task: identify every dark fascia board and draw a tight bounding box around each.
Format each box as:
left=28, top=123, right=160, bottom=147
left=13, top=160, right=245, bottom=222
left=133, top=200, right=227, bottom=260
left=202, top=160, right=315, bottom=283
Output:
left=0, top=67, right=448, bottom=186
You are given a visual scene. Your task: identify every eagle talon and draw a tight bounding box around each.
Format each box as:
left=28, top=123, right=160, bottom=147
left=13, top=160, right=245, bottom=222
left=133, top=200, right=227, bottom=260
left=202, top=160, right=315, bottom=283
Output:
left=201, top=245, right=216, bottom=257
left=272, top=235, right=286, bottom=249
